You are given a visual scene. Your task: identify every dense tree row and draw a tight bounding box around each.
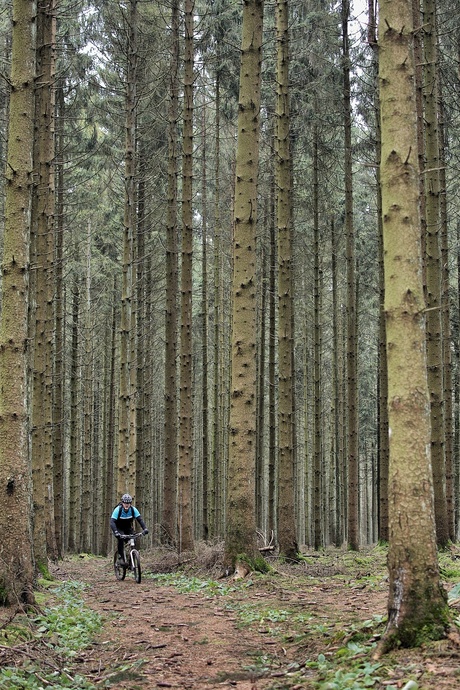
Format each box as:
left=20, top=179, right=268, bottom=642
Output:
left=0, top=0, right=458, bottom=645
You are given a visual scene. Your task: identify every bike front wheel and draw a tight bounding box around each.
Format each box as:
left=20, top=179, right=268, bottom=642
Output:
left=131, top=549, right=141, bottom=583
left=114, top=550, right=127, bottom=581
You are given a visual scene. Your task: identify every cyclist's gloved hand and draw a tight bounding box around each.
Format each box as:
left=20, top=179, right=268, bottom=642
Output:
left=114, top=531, right=120, bottom=538
left=143, top=528, right=149, bottom=535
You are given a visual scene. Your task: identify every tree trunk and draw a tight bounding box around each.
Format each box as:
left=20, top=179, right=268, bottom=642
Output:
left=423, top=0, right=448, bottom=546
left=201, top=108, right=210, bottom=541
left=53, top=83, right=65, bottom=557
left=163, top=0, right=179, bottom=545
left=331, top=217, right=343, bottom=546
left=211, top=68, right=222, bottom=540
left=101, top=278, right=118, bottom=555
left=437, top=94, right=454, bottom=541
left=81, top=222, right=93, bottom=552
left=118, top=0, right=138, bottom=497
left=268, top=186, right=276, bottom=536
left=135, top=144, right=148, bottom=530
left=31, top=0, right=57, bottom=569
left=255, top=231, right=266, bottom=532
left=68, top=282, right=81, bottom=552
left=0, top=0, right=36, bottom=605
left=178, top=0, right=195, bottom=553
left=368, top=0, right=389, bottom=543
left=313, top=124, right=322, bottom=550
left=342, top=0, right=359, bottom=551
left=225, top=0, right=264, bottom=569
left=275, top=0, right=298, bottom=561
left=378, top=0, right=449, bottom=651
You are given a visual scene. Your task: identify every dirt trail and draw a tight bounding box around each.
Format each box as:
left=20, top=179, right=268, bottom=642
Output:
left=51, top=553, right=460, bottom=690
left=53, top=555, right=296, bottom=689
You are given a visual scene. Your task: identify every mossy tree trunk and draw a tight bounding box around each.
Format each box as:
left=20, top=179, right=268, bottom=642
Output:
left=0, top=0, right=36, bottom=605
left=378, top=0, right=449, bottom=651
left=30, top=0, right=57, bottom=567
left=225, top=0, right=264, bottom=569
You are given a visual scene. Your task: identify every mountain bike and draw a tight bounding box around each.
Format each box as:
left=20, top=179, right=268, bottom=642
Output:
left=113, top=532, right=144, bottom=583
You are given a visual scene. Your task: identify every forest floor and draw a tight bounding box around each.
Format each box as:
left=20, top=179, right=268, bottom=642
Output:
left=40, top=544, right=460, bottom=689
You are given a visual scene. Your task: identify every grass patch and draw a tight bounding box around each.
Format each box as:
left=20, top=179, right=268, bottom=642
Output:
left=34, top=580, right=102, bottom=654
left=0, top=580, right=102, bottom=690
left=151, top=572, right=245, bottom=596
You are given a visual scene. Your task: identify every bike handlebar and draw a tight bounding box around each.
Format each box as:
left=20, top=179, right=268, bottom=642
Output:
left=120, top=532, right=144, bottom=540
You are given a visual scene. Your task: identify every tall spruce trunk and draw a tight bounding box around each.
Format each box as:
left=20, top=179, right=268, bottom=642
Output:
left=201, top=112, right=210, bottom=540
left=331, top=218, right=344, bottom=545
left=437, top=94, right=454, bottom=540
left=268, top=187, right=276, bottom=535
left=178, top=0, right=195, bottom=553
left=31, top=0, right=57, bottom=567
left=342, top=0, right=359, bottom=550
left=368, top=0, right=389, bottom=542
left=104, top=279, right=118, bottom=553
left=0, top=0, right=36, bottom=604
left=135, top=146, right=147, bottom=523
left=53, top=84, right=65, bottom=556
left=81, top=222, right=93, bottom=552
left=118, top=0, right=138, bottom=497
left=423, top=0, right=448, bottom=546
left=255, top=217, right=267, bottom=531
left=378, top=0, right=449, bottom=651
left=225, top=0, right=264, bottom=569
left=101, top=279, right=118, bottom=554
left=313, top=124, right=322, bottom=550
left=211, top=69, right=222, bottom=539
left=275, top=0, right=298, bottom=560
left=68, top=282, right=81, bottom=552
left=163, top=0, right=179, bottom=545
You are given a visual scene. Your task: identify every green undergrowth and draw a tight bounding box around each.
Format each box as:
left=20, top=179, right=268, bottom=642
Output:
left=152, top=546, right=460, bottom=688
left=152, top=571, right=248, bottom=596
left=0, top=580, right=101, bottom=690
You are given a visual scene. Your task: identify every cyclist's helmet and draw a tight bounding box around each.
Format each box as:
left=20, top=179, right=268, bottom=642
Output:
left=121, top=493, right=133, bottom=504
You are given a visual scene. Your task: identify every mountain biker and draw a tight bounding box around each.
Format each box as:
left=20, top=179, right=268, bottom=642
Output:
left=110, top=493, right=149, bottom=564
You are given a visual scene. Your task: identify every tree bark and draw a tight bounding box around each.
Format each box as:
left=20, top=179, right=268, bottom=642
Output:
left=31, top=0, right=57, bottom=568
left=68, top=282, right=81, bottom=552
left=275, top=0, right=298, bottom=561
left=201, top=107, right=210, bottom=541
left=423, top=0, right=448, bottom=546
left=118, top=0, right=138, bottom=497
left=378, top=0, right=449, bottom=651
left=225, top=0, right=264, bottom=569
left=342, top=0, right=359, bottom=551
left=313, top=123, right=322, bottom=550
left=53, top=83, right=64, bottom=557
left=163, top=0, right=180, bottom=546
left=178, top=0, right=195, bottom=553
left=0, top=0, right=37, bottom=605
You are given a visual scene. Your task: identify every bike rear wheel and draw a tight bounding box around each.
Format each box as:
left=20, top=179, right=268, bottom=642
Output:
left=131, top=549, right=141, bottom=583
left=114, top=550, right=127, bottom=581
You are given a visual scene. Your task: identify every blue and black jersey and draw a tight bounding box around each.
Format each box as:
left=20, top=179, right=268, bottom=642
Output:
left=110, top=504, right=145, bottom=535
